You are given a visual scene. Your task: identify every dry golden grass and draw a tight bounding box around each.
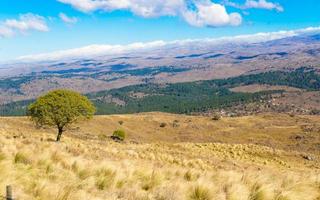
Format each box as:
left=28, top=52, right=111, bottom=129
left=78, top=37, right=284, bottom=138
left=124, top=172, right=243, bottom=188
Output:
left=0, top=112, right=319, bottom=200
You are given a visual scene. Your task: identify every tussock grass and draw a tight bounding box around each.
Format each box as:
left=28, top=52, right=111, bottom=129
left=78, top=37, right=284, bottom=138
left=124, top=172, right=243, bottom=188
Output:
left=14, top=152, right=31, bottom=165
left=189, top=185, right=212, bottom=200
left=0, top=113, right=319, bottom=199
left=95, top=167, right=116, bottom=190
left=0, top=151, right=6, bottom=161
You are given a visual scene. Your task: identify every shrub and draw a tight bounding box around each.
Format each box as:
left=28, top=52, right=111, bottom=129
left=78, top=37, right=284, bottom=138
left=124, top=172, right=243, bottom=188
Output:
left=112, top=130, right=126, bottom=141
left=160, top=123, right=167, bottom=128
left=173, top=120, right=180, bottom=128
left=118, top=120, right=124, bottom=125
left=310, top=109, right=320, bottom=115
left=211, top=114, right=221, bottom=121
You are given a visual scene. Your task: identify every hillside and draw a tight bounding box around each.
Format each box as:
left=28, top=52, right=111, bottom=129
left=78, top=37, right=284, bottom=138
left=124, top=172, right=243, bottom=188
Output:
left=1, top=67, right=320, bottom=116
left=0, top=113, right=319, bottom=199
left=1, top=32, right=320, bottom=107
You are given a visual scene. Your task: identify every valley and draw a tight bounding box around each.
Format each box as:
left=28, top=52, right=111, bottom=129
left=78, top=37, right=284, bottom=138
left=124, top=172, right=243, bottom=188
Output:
left=1, top=67, right=319, bottom=116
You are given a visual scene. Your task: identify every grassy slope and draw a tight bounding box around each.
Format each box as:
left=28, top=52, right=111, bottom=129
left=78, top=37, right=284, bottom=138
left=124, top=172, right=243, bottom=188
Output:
left=0, top=113, right=319, bottom=200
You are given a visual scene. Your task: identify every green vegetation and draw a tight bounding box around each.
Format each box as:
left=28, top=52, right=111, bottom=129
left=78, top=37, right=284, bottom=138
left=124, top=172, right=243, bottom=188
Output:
left=110, top=66, right=190, bottom=76
left=88, top=66, right=190, bottom=80
left=90, top=67, right=319, bottom=114
left=0, top=76, right=35, bottom=91
left=214, top=67, right=320, bottom=90
left=0, top=100, right=33, bottom=116
left=112, top=130, right=126, bottom=141
left=91, top=81, right=274, bottom=115
left=1, top=68, right=319, bottom=116
left=27, top=90, right=96, bottom=141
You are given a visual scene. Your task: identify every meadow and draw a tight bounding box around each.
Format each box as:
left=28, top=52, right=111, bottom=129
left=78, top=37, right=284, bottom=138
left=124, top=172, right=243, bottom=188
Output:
left=0, top=113, right=319, bottom=200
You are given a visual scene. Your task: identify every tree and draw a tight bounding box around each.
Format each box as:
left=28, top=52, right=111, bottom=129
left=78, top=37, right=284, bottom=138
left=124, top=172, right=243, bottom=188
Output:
left=27, top=89, right=96, bottom=142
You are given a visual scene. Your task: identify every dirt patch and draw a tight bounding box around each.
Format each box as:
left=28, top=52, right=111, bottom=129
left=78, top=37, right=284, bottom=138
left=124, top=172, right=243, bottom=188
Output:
left=230, top=84, right=302, bottom=93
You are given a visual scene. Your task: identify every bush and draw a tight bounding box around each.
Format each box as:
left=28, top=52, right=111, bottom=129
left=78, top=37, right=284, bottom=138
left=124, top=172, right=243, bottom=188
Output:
left=211, top=114, right=221, bottom=121
left=310, top=109, right=320, bottom=115
left=160, top=123, right=167, bottom=128
left=118, top=120, right=124, bottom=125
left=173, top=120, right=180, bottom=128
left=112, top=130, right=126, bottom=141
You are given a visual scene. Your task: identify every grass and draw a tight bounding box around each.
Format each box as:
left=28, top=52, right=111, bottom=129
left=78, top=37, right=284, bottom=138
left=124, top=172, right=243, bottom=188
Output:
left=0, top=113, right=319, bottom=199
left=189, top=185, right=212, bottom=200
left=14, top=152, right=31, bottom=165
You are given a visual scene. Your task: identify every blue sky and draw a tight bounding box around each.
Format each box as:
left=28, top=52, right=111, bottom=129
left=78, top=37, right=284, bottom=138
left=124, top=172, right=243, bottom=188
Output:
left=0, top=0, right=319, bottom=61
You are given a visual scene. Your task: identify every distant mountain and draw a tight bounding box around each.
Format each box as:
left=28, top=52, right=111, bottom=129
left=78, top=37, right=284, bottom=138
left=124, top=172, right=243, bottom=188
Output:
left=0, top=32, right=320, bottom=112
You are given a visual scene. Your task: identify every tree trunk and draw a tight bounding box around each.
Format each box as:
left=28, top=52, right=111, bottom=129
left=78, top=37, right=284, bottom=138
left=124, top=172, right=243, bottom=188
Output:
left=56, top=127, right=63, bottom=142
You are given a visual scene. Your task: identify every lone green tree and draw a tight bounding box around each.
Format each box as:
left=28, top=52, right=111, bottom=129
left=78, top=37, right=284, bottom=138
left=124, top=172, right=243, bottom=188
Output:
left=27, top=89, right=96, bottom=142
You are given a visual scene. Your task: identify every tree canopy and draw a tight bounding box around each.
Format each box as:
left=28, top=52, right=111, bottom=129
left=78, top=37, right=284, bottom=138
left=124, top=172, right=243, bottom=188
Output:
left=27, top=89, right=96, bottom=141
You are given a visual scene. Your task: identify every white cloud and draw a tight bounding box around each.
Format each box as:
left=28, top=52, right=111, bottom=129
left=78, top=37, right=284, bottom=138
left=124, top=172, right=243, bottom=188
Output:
left=57, top=0, right=242, bottom=27
left=245, top=0, right=283, bottom=11
left=15, top=26, right=320, bottom=62
left=4, top=13, right=49, bottom=32
left=57, top=0, right=184, bottom=17
left=59, top=13, right=78, bottom=24
left=0, top=13, right=49, bottom=38
left=225, top=0, right=283, bottom=12
left=182, top=1, right=242, bottom=27
left=17, top=40, right=167, bottom=61
left=0, top=26, right=14, bottom=38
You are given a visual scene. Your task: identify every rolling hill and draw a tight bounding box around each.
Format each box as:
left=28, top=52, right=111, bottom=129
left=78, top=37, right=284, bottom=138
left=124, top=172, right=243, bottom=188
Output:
left=0, top=113, right=319, bottom=199
left=0, top=32, right=320, bottom=112
left=1, top=67, right=319, bottom=116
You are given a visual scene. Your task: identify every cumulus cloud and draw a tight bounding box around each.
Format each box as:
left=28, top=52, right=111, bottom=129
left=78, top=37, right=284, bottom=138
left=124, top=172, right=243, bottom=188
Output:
left=183, top=1, right=242, bottom=27
left=0, top=13, right=49, bottom=38
left=16, top=26, right=320, bottom=62
left=57, top=0, right=242, bottom=27
left=57, top=0, right=184, bottom=17
left=224, top=0, right=283, bottom=12
left=4, top=13, right=49, bottom=32
left=59, top=13, right=78, bottom=24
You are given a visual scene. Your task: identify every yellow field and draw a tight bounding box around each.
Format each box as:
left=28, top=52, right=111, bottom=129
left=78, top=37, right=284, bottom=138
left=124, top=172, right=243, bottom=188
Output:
left=0, top=113, right=319, bottom=200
